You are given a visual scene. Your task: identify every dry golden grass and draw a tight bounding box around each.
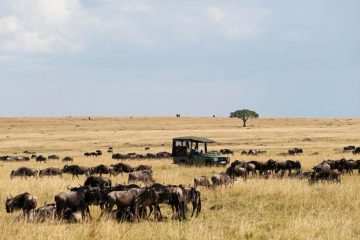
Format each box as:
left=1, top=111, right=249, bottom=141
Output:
left=0, top=117, right=360, bottom=240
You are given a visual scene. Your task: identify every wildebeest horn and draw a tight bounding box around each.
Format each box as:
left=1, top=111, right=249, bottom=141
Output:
left=67, top=185, right=72, bottom=190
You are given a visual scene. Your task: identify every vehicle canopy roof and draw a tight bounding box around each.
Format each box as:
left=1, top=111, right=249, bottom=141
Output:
left=172, top=136, right=216, bottom=144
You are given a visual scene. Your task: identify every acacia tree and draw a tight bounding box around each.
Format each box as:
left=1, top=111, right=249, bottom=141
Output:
left=230, top=109, right=259, bottom=127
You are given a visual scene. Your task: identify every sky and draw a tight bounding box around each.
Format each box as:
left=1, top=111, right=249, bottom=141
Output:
left=0, top=0, right=359, bottom=118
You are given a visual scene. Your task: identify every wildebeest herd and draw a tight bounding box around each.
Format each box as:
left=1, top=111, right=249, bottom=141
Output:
left=6, top=175, right=201, bottom=223
left=4, top=145, right=360, bottom=224
left=193, top=157, right=360, bottom=188
left=112, top=151, right=172, bottom=160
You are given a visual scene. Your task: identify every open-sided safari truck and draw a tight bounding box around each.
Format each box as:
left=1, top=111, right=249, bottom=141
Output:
left=172, top=136, right=230, bottom=166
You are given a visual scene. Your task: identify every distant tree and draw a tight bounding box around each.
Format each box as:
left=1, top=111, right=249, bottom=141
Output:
left=230, top=109, right=259, bottom=127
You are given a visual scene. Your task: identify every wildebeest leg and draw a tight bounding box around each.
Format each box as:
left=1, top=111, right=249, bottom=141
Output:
left=191, top=201, right=196, bottom=217
left=86, top=206, right=92, bottom=220
left=180, top=201, right=186, bottom=221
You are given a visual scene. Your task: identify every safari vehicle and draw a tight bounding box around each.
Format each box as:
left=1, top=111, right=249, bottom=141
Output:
left=172, top=136, right=230, bottom=166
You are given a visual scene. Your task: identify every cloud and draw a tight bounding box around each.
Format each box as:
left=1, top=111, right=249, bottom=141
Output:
left=207, top=6, right=269, bottom=40
left=0, top=0, right=270, bottom=55
left=0, top=0, right=95, bottom=53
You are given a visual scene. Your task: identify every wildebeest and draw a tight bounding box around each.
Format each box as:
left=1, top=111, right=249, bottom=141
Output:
left=101, top=188, right=142, bottom=221
left=134, top=164, right=152, bottom=172
left=149, top=184, right=187, bottom=221
left=55, top=186, right=100, bottom=220
left=10, top=167, right=38, bottom=179
left=39, top=167, right=63, bottom=177
left=288, top=148, right=303, bottom=155
left=84, top=150, right=102, bottom=157
left=90, top=164, right=114, bottom=177
left=134, top=187, right=159, bottom=221
left=226, top=164, right=248, bottom=181
left=194, top=176, right=211, bottom=188
left=275, top=160, right=302, bottom=175
left=111, top=162, right=134, bottom=174
left=63, top=165, right=90, bottom=178
left=184, top=186, right=201, bottom=218
left=211, top=173, right=232, bottom=187
left=353, top=147, right=360, bottom=155
left=31, top=203, right=56, bottom=222
left=62, top=156, right=73, bottom=162
left=248, top=159, right=277, bottom=175
left=220, top=149, right=234, bottom=155
left=63, top=209, right=83, bottom=223
left=84, top=176, right=112, bottom=188
left=313, top=163, right=331, bottom=173
left=309, top=169, right=341, bottom=183
left=36, top=155, right=47, bottom=163
left=128, top=170, right=155, bottom=186
left=5, top=192, right=38, bottom=219
left=343, top=145, right=356, bottom=152
left=48, top=155, right=60, bottom=160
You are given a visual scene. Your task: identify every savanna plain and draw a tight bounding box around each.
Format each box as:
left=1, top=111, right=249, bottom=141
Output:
left=0, top=117, right=360, bottom=240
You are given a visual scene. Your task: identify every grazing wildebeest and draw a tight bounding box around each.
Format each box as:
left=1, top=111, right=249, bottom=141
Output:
left=176, top=114, right=181, bottom=118
left=84, top=176, right=112, bottom=188
left=128, top=170, right=155, bottom=186
left=10, top=167, right=38, bottom=179
left=211, top=173, right=232, bottom=188
left=134, top=187, right=160, bottom=221
left=231, top=160, right=255, bottom=175
left=55, top=186, right=100, bottom=220
left=36, top=155, right=47, bottom=163
left=90, top=164, right=114, bottom=177
left=194, top=176, right=211, bottom=188
left=313, top=163, right=331, bottom=173
left=353, top=147, right=360, bottom=155
left=134, top=164, right=152, bottom=172
left=101, top=188, right=142, bottom=221
left=48, top=155, right=60, bottom=160
left=55, top=188, right=87, bottom=219
left=111, top=162, right=134, bottom=174
left=220, top=149, right=234, bottom=155
left=149, top=184, right=187, bottom=221
left=288, top=148, right=303, bottom=155
left=63, top=165, right=90, bottom=178
left=39, top=167, right=63, bottom=177
left=226, top=165, right=248, bottom=181
left=309, top=170, right=341, bottom=183
left=248, top=159, right=277, bottom=175
left=275, top=160, right=302, bottom=175
left=31, top=203, right=56, bottom=222
left=62, top=156, right=73, bottom=162
left=343, top=145, right=356, bottom=152
left=63, top=210, right=83, bottom=223
left=112, top=153, right=125, bottom=160
left=5, top=192, right=38, bottom=219
left=184, top=186, right=201, bottom=218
